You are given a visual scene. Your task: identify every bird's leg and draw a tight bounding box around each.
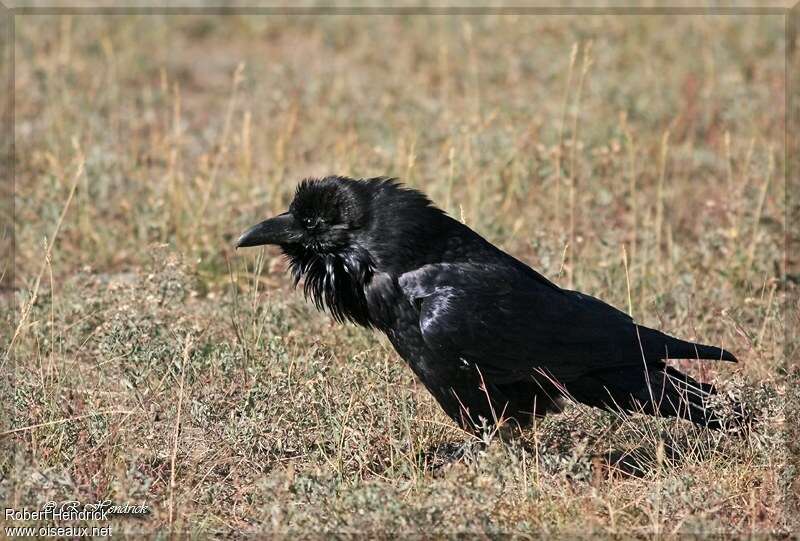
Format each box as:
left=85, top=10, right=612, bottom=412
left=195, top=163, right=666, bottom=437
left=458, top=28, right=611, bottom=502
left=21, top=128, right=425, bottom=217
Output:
left=494, top=420, right=525, bottom=443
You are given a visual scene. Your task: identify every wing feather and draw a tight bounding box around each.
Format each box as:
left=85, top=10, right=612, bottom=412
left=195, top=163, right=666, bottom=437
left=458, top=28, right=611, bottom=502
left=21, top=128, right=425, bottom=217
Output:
left=399, top=263, right=640, bottom=383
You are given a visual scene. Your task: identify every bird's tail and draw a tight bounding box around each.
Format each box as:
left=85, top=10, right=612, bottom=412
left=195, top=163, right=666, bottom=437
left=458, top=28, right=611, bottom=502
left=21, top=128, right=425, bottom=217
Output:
left=636, top=325, right=738, bottom=363
left=567, top=365, right=748, bottom=430
left=651, top=366, right=724, bottom=428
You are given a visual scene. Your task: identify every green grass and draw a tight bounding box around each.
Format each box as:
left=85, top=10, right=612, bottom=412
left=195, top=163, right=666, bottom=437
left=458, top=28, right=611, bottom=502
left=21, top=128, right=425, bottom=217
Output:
left=3, top=13, right=795, bottom=536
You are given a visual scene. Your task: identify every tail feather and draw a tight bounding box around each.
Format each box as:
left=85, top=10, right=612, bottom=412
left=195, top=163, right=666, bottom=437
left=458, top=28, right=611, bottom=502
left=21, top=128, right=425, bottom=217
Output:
left=566, top=365, right=746, bottom=429
left=636, top=325, right=738, bottom=363
left=659, top=366, right=723, bottom=428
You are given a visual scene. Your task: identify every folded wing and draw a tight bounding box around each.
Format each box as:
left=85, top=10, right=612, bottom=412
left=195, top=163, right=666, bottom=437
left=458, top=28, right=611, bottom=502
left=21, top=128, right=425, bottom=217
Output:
left=399, top=263, right=735, bottom=385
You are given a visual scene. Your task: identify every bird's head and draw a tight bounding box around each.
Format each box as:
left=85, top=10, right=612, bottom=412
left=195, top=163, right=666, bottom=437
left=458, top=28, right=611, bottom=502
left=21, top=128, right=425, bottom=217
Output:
left=236, top=175, right=444, bottom=326
left=236, top=176, right=370, bottom=254
left=236, top=176, right=380, bottom=326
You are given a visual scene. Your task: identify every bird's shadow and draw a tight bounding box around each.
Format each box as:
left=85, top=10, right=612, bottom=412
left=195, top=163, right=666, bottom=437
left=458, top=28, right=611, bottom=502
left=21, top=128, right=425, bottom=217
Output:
left=412, top=420, right=745, bottom=480
left=412, top=439, right=661, bottom=480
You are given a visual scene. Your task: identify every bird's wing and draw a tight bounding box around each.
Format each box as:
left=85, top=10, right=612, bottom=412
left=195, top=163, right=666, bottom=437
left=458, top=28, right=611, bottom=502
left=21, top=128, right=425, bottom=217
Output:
left=398, top=263, right=642, bottom=383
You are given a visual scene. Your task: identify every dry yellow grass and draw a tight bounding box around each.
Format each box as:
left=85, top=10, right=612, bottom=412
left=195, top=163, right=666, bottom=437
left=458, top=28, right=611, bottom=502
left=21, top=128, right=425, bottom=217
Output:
left=3, top=12, right=795, bottom=536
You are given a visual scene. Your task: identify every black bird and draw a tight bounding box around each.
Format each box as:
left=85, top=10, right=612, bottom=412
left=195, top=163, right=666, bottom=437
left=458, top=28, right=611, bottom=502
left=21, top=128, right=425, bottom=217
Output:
left=237, top=176, right=739, bottom=433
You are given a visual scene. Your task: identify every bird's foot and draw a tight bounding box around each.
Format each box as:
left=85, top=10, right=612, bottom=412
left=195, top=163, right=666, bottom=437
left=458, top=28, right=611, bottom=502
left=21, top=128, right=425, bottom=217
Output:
left=415, top=439, right=485, bottom=473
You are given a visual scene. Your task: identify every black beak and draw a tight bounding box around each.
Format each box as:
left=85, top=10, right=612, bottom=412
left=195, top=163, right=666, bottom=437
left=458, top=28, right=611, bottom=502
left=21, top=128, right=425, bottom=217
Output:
left=236, top=212, right=301, bottom=248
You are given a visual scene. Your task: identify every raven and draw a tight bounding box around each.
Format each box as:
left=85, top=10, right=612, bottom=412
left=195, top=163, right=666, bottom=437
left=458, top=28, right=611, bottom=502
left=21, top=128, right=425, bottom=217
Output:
left=237, top=176, right=739, bottom=433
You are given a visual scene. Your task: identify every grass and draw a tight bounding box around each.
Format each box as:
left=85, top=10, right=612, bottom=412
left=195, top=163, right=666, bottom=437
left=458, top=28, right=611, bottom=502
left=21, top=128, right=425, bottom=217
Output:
left=3, top=12, right=795, bottom=536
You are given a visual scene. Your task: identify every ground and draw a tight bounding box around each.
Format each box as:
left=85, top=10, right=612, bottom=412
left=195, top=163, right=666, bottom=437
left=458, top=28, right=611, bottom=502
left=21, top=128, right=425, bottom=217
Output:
left=2, top=12, right=797, bottom=536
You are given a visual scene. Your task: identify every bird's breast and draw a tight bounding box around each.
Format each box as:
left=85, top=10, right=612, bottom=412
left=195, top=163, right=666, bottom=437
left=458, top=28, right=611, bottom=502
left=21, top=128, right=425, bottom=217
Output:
left=363, top=271, right=406, bottom=330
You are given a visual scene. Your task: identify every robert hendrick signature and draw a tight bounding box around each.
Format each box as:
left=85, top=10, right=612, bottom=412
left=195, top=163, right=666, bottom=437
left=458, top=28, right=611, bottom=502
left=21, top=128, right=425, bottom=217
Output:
left=5, top=500, right=150, bottom=522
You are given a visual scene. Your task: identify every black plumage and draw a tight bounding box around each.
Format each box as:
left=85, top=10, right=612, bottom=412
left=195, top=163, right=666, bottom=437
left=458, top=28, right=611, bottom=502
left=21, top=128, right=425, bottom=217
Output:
left=237, top=176, right=740, bottom=433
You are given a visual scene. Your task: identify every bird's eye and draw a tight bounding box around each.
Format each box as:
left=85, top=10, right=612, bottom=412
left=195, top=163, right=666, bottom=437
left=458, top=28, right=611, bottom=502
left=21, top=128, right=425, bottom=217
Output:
left=302, top=217, right=314, bottom=228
